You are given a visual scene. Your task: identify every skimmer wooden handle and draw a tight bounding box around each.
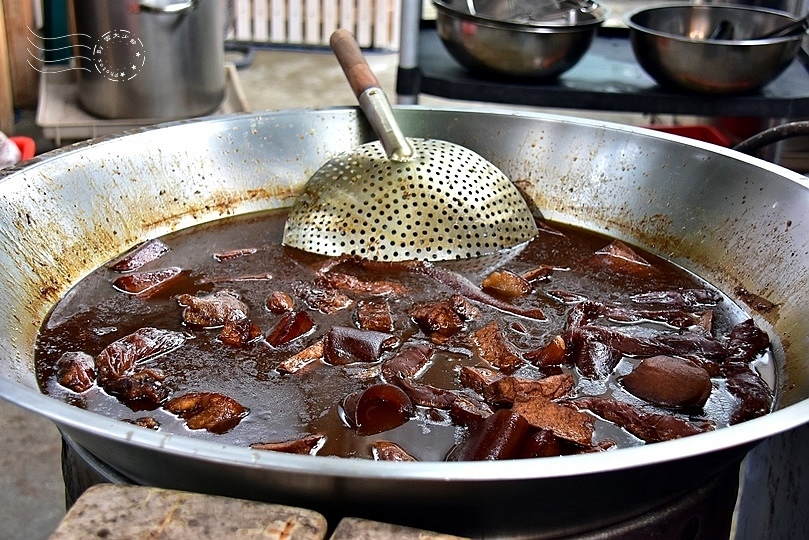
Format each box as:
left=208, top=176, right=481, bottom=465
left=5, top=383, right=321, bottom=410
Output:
left=330, top=29, right=380, bottom=98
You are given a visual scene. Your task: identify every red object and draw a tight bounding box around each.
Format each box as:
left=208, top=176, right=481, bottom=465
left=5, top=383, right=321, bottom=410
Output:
left=645, top=125, right=731, bottom=147
left=9, top=136, right=36, bottom=160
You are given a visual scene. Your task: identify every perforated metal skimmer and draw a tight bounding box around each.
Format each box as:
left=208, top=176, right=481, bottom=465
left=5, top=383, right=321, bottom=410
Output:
left=282, top=30, right=538, bottom=261
left=283, top=137, right=538, bottom=261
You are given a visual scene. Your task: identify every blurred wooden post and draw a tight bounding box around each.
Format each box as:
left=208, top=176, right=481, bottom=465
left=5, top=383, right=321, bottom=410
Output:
left=3, top=0, right=40, bottom=109
left=0, top=0, right=15, bottom=134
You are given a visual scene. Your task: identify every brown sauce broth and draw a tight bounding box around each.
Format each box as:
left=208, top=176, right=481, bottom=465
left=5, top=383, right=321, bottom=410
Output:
left=34, top=210, right=767, bottom=460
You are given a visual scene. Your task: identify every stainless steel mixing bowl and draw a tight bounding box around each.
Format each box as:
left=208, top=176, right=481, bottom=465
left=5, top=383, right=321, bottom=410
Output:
left=625, top=3, right=804, bottom=94
left=433, top=0, right=607, bottom=78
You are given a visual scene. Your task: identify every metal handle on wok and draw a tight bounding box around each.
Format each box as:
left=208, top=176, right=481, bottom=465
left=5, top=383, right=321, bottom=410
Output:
left=733, top=121, right=809, bottom=155
left=329, top=29, right=416, bottom=162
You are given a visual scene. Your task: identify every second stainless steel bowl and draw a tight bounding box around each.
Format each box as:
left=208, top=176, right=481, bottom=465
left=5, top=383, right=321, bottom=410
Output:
left=625, top=4, right=804, bottom=94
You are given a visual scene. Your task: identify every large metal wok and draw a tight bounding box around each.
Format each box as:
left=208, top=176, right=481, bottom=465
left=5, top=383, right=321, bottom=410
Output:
left=1, top=108, right=808, bottom=538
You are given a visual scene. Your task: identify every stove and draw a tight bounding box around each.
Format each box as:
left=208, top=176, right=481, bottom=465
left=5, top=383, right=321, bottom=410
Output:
left=60, top=432, right=742, bottom=540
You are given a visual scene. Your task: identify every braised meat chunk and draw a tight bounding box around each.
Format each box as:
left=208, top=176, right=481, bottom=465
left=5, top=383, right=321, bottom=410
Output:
left=372, top=441, right=418, bottom=462
left=564, top=327, right=623, bottom=379
left=323, top=326, right=398, bottom=365
left=524, top=335, right=566, bottom=367
left=411, top=298, right=466, bottom=343
left=630, top=288, right=722, bottom=308
left=589, top=240, right=654, bottom=275
left=449, top=395, right=493, bottom=427
left=395, top=378, right=457, bottom=409
left=447, top=409, right=531, bottom=461
left=481, top=269, right=532, bottom=299
left=382, top=344, right=434, bottom=382
left=93, top=327, right=185, bottom=407
left=56, top=351, right=96, bottom=393
left=165, top=392, right=248, bottom=433
left=265, top=291, right=295, bottom=313
left=95, top=327, right=185, bottom=386
left=104, top=369, right=170, bottom=407
left=572, top=397, right=713, bottom=443
left=251, top=434, right=325, bottom=455
left=219, top=319, right=262, bottom=348
left=723, top=319, right=773, bottom=424
left=178, top=290, right=249, bottom=327
left=292, top=280, right=353, bottom=314
left=266, top=310, right=314, bottom=347
left=316, top=271, right=407, bottom=297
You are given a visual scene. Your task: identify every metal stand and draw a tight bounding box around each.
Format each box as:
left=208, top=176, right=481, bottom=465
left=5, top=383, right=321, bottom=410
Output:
left=61, top=430, right=742, bottom=539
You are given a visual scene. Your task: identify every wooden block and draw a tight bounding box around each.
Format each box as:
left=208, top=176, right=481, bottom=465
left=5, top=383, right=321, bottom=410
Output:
left=330, top=517, right=470, bottom=540
left=49, top=484, right=328, bottom=540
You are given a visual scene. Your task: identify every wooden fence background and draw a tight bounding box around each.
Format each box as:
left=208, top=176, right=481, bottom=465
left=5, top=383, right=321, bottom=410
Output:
left=231, top=0, right=401, bottom=49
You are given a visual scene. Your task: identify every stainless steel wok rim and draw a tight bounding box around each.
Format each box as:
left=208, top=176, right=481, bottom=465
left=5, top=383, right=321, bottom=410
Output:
left=2, top=106, right=808, bottom=483
left=0, top=107, right=363, bottom=182
left=3, top=376, right=807, bottom=482
left=5, top=105, right=808, bottom=186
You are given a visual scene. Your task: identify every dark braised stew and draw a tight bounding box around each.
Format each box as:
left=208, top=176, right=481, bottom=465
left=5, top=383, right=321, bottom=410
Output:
left=35, top=210, right=774, bottom=461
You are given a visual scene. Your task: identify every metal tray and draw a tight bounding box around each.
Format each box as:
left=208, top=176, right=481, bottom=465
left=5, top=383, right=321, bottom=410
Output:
left=36, top=63, right=249, bottom=145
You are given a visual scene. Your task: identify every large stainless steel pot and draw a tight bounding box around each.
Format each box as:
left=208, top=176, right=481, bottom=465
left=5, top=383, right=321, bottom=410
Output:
left=68, top=0, right=226, bottom=119
left=1, top=108, right=808, bottom=538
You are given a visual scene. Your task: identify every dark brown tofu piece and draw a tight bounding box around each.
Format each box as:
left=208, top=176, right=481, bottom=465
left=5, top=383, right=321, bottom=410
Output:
left=356, top=300, right=394, bottom=333
left=512, top=397, right=594, bottom=447
left=470, top=321, right=522, bottom=373
left=483, top=373, right=574, bottom=407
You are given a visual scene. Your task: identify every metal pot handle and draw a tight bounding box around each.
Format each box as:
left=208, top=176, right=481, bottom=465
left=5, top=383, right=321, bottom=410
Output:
left=138, top=0, right=199, bottom=14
